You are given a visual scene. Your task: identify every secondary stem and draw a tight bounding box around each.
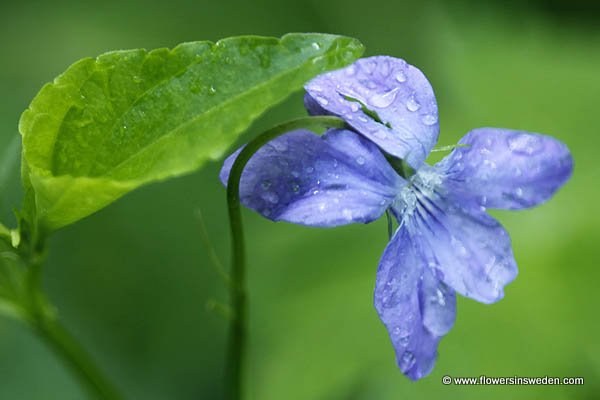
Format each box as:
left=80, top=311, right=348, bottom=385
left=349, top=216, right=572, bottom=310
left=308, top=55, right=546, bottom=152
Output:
left=32, top=312, right=123, bottom=400
left=17, top=235, right=123, bottom=400
left=224, top=116, right=346, bottom=400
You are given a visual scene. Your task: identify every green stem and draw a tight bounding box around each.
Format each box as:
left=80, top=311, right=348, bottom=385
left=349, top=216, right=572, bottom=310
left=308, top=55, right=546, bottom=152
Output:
left=31, top=312, right=123, bottom=400
left=225, top=116, right=346, bottom=400
left=18, top=237, right=123, bottom=400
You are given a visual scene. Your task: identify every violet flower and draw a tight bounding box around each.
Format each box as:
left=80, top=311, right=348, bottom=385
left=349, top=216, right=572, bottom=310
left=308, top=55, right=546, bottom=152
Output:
left=220, top=57, right=572, bottom=380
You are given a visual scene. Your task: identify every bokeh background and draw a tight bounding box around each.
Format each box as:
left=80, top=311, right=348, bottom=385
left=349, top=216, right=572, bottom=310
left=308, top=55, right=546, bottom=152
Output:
left=0, top=0, right=599, bottom=398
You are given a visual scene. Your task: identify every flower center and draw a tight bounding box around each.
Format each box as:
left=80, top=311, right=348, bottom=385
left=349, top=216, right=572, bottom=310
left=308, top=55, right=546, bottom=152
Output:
left=391, top=165, right=443, bottom=220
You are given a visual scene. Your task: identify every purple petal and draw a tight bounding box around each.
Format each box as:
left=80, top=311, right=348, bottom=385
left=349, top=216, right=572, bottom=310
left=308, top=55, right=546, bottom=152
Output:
left=220, top=129, right=405, bottom=227
left=419, top=266, right=456, bottom=337
left=437, top=128, right=573, bottom=209
left=398, top=169, right=518, bottom=304
left=374, top=225, right=455, bottom=380
left=305, top=56, right=439, bottom=168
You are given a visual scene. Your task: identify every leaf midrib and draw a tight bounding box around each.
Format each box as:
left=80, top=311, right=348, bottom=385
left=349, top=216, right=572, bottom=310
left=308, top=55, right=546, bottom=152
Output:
left=102, top=56, right=322, bottom=179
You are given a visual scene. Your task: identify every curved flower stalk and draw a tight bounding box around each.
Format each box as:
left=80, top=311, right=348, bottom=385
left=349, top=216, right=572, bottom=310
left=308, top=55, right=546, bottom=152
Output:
left=220, top=56, right=573, bottom=380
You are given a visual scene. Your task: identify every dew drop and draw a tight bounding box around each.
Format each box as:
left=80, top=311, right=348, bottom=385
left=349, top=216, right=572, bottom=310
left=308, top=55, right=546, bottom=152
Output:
left=395, top=70, right=407, bottom=83
left=332, top=159, right=339, bottom=168
left=132, top=75, right=143, bottom=84
left=342, top=209, right=353, bottom=220
left=315, top=95, right=329, bottom=106
left=305, top=166, right=314, bottom=173
left=406, top=95, right=421, bottom=112
left=363, top=60, right=376, bottom=74
left=421, top=114, right=438, bottom=126
left=345, top=65, right=356, bottom=76
left=378, top=59, right=391, bottom=77
left=271, top=140, right=288, bottom=152
left=508, top=133, right=542, bottom=155
left=291, top=183, right=300, bottom=193
left=189, top=80, right=202, bottom=94
left=311, top=42, right=321, bottom=50
left=515, top=187, right=523, bottom=196
left=434, top=289, right=446, bottom=306
left=371, top=87, right=400, bottom=108
left=208, top=85, right=217, bottom=95
left=399, top=335, right=410, bottom=347
left=261, top=192, right=279, bottom=204
left=356, top=156, right=366, bottom=165
left=374, top=130, right=387, bottom=139
left=349, top=102, right=360, bottom=112
left=400, top=351, right=416, bottom=370
left=291, top=170, right=300, bottom=178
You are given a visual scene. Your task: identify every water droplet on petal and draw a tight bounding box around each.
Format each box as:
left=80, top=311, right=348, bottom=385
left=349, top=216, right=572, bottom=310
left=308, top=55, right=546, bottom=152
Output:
left=349, top=102, right=359, bottom=112
left=356, top=156, right=365, bottom=165
left=434, top=289, right=446, bottom=306
left=400, top=351, right=416, bottom=370
left=305, top=166, right=314, bottom=173
left=399, top=335, right=410, bottom=347
left=342, top=209, right=353, bottom=220
left=291, top=183, right=300, bottom=193
left=315, top=96, right=329, bottom=106
left=363, top=60, right=376, bottom=74
left=508, top=133, right=543, bottom=155
left=374, top=130, right=387, bottom=139
left=395, top=70, right=407, bottom=83
left=261, top=192, right=279, bottom=204
left=271, top=140, right=288, bottom=152
left=515, top=187, right=523, bottom=196
left=371, top=87, right=400, bottom=108
left=345, top=65, right=356, bottom=76
left=379, top=59, right=391, bottom=77
left=406, top=95, right=421, bottom=112
left=421, top=114, right=438, bottom=126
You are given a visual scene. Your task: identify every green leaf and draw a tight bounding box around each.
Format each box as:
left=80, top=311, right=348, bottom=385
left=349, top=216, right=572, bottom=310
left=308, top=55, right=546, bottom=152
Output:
left=19, top=33, right=364, bottom=231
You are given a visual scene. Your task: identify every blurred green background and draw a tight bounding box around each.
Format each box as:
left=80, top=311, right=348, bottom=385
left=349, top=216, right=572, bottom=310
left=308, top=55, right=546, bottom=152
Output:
left=1, top=0, right=599, bottom=398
